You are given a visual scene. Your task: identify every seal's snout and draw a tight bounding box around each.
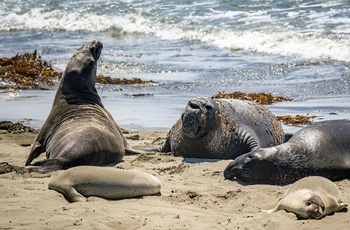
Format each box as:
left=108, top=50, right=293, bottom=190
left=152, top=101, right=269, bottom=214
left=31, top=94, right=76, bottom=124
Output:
left=224, top=160, right=242, bottom=179
left=89, top=40, right=103, bottom=61
left=77, top=40, right=103, bottom=61
left=189, top=101, right=200, bottom=110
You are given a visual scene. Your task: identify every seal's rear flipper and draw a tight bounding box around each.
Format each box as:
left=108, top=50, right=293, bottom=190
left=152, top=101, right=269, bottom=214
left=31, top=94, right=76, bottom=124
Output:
left=27, top=159, right=68, bottom=173
left=261, top=208, right=277, bottom=214
left=127, top=137, right=172, bottom=155
left=125, top=147, right=157, bottom=155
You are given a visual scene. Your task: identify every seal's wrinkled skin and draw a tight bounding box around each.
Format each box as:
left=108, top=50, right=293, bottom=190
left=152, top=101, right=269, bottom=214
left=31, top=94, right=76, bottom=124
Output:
left=146, top=97, right=284, bottom=159
left=263, top=176, right=347, bottom=219
left=25, top=41, right=143, bottom=173
left=224, top=120, right=350, bottom=185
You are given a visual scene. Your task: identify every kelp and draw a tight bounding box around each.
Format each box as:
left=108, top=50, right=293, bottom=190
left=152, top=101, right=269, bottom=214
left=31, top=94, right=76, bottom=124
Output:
left=96, top=74, right=156, bottom=85
left=212, top=91, right=293, bottom=105
left=276, top=114, right=317, bottom=126
left=0, top=52, right=156, bottom=90
left=0, top=51, right=62, bottom=89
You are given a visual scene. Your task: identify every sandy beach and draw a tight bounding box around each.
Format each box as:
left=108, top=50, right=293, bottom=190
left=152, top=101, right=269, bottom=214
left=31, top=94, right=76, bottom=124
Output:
left=0, top=124, right=349, bottom=230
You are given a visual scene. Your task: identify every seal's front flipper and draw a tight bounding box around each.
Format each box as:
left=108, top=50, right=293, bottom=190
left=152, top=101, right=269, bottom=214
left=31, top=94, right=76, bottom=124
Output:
left=25, top=141, right=44, bottom=166
left=27, top=159, right=68, bottom=173
left=64, top=187, right=87, bottom=202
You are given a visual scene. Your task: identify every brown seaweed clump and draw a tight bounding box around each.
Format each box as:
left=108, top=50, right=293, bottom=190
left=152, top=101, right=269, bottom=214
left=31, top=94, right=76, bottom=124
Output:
left=0, top=51, right=62, bottom=89
left=96, top=74, right=156, bottom=85
left=212, top=91, right=293, bottom=105
left=276, top=114, right=317, bottom=126
left=0, top=120, right=36, bottom=133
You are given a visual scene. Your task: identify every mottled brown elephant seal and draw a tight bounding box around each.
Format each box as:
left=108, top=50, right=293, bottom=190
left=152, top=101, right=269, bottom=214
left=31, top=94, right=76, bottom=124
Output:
left=25, top=40, right=144, bottom=173
left=145, top=97, right=284, bottom=159
left=263, top=176, right=347, bottom=219
left=48, top=166, right=161, bottom=202
left=224, top=120, right=350, bottom=184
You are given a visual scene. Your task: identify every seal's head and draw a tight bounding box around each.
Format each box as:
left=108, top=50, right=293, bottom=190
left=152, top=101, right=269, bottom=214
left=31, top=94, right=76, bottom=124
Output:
left=286, top=190, right=325, bottom=219
left=181, top=97, right=219, bottom=139
left=224, top=149, right=280, bottom=184
left=59, top=40, right=103, bottom=104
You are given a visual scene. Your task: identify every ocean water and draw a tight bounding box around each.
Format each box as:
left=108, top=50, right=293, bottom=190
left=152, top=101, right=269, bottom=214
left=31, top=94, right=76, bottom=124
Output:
left=0, top=0, right=349, bottom=132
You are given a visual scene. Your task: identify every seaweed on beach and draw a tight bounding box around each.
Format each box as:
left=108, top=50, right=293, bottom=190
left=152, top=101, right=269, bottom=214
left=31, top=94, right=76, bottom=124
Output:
left=96, top=74, right=156, bottom=85
left=276, top=114, right=316, bottom=126
left=0, top=52, right=156, bottom=90
left=0, top=121, right=36, bottom=133
left=0, top=51, right=62, bottom=89
left=212, top=91, right=293, bottom=105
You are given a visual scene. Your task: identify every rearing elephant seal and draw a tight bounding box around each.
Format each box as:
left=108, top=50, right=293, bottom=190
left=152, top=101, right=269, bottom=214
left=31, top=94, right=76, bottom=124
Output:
left=146, top=97, right=284, bottom=159
left=48, top=166, right=161, bottom=202
left=224, top=120, right=350, bottom=185
left=263, top=176, right=347, bottom=219
left=25, top=41, right=144, bottom=173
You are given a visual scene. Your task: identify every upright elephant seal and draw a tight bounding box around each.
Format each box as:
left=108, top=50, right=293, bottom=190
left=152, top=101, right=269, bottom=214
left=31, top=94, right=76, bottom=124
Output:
left=48, top=166, right=161, bottom=202
left=263, top=176, right=347, bottom=219
left=146, top=97, right=284, bottom=159
left=224, top=120, right=350, bottom=185
left=25, top=40, right=144, bottom=173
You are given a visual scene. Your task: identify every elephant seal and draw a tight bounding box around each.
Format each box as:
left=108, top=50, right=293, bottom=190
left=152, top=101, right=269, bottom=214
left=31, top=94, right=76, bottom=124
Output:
left=224, top=120, right=350, bottom=184
left=146, top=97, right=284, bottom=159
left=25, top=40, right=144, bottom=173
left=263, top=176, right=347, bottom=219
left=48, top=166, right=161, bottom=202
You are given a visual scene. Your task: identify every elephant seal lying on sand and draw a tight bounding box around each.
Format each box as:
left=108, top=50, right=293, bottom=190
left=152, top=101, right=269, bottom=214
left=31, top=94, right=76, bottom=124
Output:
left=48, top=166, right=161, bottom=202
left=263, top=176, right=347, bottom=219
left=224, top=120, right=350, bottom=185
left=26, top=40, right=145, bottom=173
left=145, top=97, right=284, bottom=159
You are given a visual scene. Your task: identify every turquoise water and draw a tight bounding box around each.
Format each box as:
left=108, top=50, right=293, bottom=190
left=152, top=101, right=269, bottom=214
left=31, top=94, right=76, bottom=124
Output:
left=1, top=0, right=349, bottom=131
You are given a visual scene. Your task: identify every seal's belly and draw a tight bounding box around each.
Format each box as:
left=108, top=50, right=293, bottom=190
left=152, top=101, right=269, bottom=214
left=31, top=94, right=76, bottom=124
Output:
left=46, top=119, right=125, bottom=166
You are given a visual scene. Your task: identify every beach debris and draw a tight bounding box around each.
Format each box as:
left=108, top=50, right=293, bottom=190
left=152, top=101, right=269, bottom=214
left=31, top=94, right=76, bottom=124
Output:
left=0, top=52, right=157, bottom=90
left=0, top=120, right=36, bottom=133
left=0, top=51, right=62, bottom=89
left=212, top=91, right=293, bottom=105
left=276, top=114, right=316, bottom=125
left=96, top=74, right=156, bottom=85
left=124, top=93, right=154, bottom=97
left=0, top=162, right=29, bottom=174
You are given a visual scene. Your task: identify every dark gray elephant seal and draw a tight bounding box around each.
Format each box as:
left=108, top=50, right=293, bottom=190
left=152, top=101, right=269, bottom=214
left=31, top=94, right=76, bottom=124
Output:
left=224, top=120, right=350, bottom=185
left=48, top=166, right=161, bottom=202
left=263, top=176, right=347, bottom=219
left=146, top=97, right=284, bottom=159
left=25, top=41, right=144, bottom=173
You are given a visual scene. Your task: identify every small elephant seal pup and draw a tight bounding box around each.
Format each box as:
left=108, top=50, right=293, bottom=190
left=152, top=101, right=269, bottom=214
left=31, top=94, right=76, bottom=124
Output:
left=264, top=176, right=347, bottom=219
left=25, top=40, right=145, bottom=173
left=224, top=120, right=350, bottom=184
left=145, top=97, right=284, bottom=159
left=48, top=166, right=161, bottom=202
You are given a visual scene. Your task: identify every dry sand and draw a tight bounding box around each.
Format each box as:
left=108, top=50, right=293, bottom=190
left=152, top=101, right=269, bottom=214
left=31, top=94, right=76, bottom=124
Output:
left=0, top=128, right=349, bottom=229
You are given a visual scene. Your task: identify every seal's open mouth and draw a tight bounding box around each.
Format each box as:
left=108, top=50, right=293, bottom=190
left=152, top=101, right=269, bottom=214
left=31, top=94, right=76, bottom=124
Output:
left=92, top=41, right=103, bottom=61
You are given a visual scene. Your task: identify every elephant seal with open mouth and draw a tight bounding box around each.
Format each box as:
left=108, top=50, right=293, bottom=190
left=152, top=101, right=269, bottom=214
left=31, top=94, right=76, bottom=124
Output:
left=146, top=97, right=284, bottom=159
